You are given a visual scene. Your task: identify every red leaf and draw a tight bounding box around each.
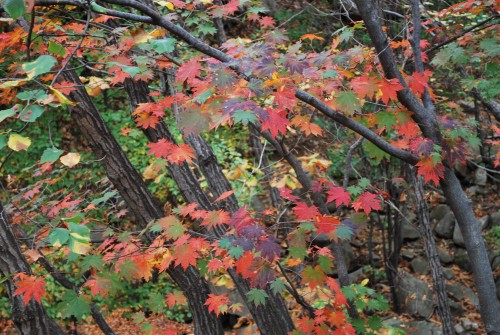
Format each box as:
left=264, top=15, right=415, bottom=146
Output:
left=416, top=156, right=445, bottom=185
left=259, top=16, right=275, bottom=29
left=235, top=251, right=256, bottom=280
left=315, top=215, right=340, bottom=235
left=352, top=192, right=382, bottom=215
left=213, top=190, right=235, bottom=203
left=351, top=75, right=378, bottom=99
left=166, top=291, right=187, bottom=307
left=293, top=202, right=320, bottom=221
left=172, top=243, right=199, bottom=270
left=291, top=114, right=323, bottom=136
left=301, top=265, right=326, bottom=289
left=14, top=273, right=45, bottom=305
left=177, top=58, right=201, bottom=83
left=147, top=139, right=196, bottom=164
left=201, top=209, right=230, bottom=229
left=261, top=109, right=289, bottom=138
left=407, top=70, right=432, bottom=96
left=378, top=78, right=404, bottom=104
left=83, top=276, right=112, bottom=297
left=204, top=293, right=231, bottom=316
left=279, top=187, right=300, bottom=202
left=326, top=187, right=350, bottom=207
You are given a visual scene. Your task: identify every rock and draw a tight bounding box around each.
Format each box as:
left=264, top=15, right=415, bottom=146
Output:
left=397, top=271, right=434, bottom=318
left=342, top=240, right=356, bottom=272
left=453, top=221, right=465, bottom=247
left=454, top=248, right=471, bottom=272
left=496, top=277, right=500, bottom=300
left=435, top=212, right=456, bottom=239
left=443, top=268, right=455, bottom=280
left=402, top=222, right=420, bottom=241
left=489, top=248, right=500, bottom=269
left=406, top=321, right=443, bottom=335
left=430, top=204, right=451, bottom=221
left=411, top=257, right=430, bottom=275
left=310, top=232, right=330, bottom=247
left=478, top=215, right=489, bottom=231
left=489, top=211, right=500, bottom=227
left=474, top=168, right=487, bottom=186
left=437, top=247, right=454, bottom=264
left=348, top=268, right=364, bottom=283
left=250, top=195, right=265, bottom=212
left=454, top=323, right=466, bottom=335
left=446, top=283, right=479, bottom=308
left=460, top=318, right=477, bottom=331
left=401, top=249, right=416, bottom=260
left=449, top=299, right=464, bottom=317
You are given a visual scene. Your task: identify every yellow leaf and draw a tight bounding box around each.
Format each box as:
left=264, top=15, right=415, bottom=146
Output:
left=60, top=152, right=80, bottom=167
left=47, top=86, right=77, bottom=106
left=155, top=0, right=174, bottom=10
left=8, top=134, right=31, bottom=151
left=361, top=278, right=369, bottom=287
left=0, top=80, right=25, bottom=88
left=85, top=77, right=110, bottom=97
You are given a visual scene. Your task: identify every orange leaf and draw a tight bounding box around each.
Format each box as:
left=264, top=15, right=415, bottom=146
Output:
left=14, top=273, right=46, bottom=305
left=204, top=293, right=231, bottom=316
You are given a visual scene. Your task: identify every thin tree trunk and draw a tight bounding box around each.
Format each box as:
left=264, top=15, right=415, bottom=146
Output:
left=62, top=69, right=224, bottom=335
left=411, top=170, right=454, bottom=335
left=124, top=79, right=295, bottom=335
left=0, top=200, right=66, bottom=335
left=352, top=0, right=500, bottom=332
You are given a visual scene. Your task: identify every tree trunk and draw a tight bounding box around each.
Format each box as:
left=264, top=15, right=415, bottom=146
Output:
left=411, top=170, right=454, bottom=335
left=124, top=79, right=296, bottom=335
left=352, top=1, right=500, bottom=332
left=62, top=69, right=224, bottom=335
left=0, top=200, right=66, bottom=335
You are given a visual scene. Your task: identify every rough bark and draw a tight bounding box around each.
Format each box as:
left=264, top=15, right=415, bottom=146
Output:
left=124, top=79, right=295, bottom=335
left=411, top=171, right=454, bottom=335
left=63, top=69, right=224, bottom=335
left=352, top=1, right=500, bottom=333
left=0, top=200, right=66, bottom=335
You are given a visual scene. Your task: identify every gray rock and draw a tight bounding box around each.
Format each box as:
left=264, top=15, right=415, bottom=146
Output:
left=449, top=299, right=464, bottom=317
left=496, top=277, right=500, bottom=300
left=348, top=268, right=364, bottom=283
left=489, top=211, right=500, bottom=227
left=489, top=249, right=500, bottom=269
left=474, top=168, right=487, bottom=186
left=460, top=317, right=477, bottom=331
left=310, top=232, right=330, bottom=247
left=342, top=240, right=356, bottom=271
left=478, top=215, right=489, bottom=231
left=454, top=248, right=471, bottom=272
left=435, top=212, right=456, bottom=239
left=402, top=221, right=420, bottom=241
left=437, top=247, right=454, bottom=264
left=453, top=221, right=465, bottom=247
left=411, top=257, right=430, bottom=275
left=397, top=271, right=434, bottom=318
left=406, top=321, right=444, bottom=335
left=430, top=204, right=451, bottom=221
left=446, top=283, right=479, bottom=308
left=454, top=323, right=466, bottom=335
left=401, top=249, right=416, bottom=260
left=443, top=268, right=455, bottom=280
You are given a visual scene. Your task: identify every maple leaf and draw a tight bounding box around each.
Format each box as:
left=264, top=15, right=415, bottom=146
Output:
left=334, top=91, right=361, bottom=115
left=416, top=156, right=445, bottom=185
left=234, top=251, right=256, bottom=280
left=301, top=265, right=326, bottom=289
left=83, top=276, right=112, bottom=297
left=205, top=293, right=231, bottom=316
left=166, top=291, right=187, bottom=307
left=407, top=70, right=432, bottom=96
left=351, top=75, right=378, bottom=99
left=273, top=87, right=297, bottom=110
left=283, top=56, right=308, bottom=75
left=326, top=186, right=350, bottom=207
left=255, top=236, right=281, bottom=261
left=291, top=114, right=323, bottom=136
left=201, top=209, right=230, bottom=229
left=177, top=58, right=201, bottom=83
left=259, top=16, right=275, bottom=29
left=147, top=139, right=196, bottom=164
left=300, top=33, right=324, bottom=41
left=378, top=78, right=404, bottom=104
left=279, top=187, right=300, bottom=202
left=352, top=192, right=382, bottom=215
left=261, top=109, right=289, bottom=138
left=213, top=190, right=235, bottom=203
left=293, top=202, right=320, bottom=221
left=315, top=215, right=340, bottom=235
left=14, top=273, right=46, bottom=305
left=172, top=243, right=199, bottom=270
left=207, top=258, right=223, bottom=273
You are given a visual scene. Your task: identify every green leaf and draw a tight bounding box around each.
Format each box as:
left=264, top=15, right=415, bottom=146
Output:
left=90, top=1, right=108, bottom=13
left=368, top=316, right=383, bottom=330
left=150, top=38, right=177, bottom=54
left=22, top=55, right=57, bottom=79
left=80, top=254, right=104, bottom=272
left=288, top=245, right=307, bottom=260
left=49, top=228, right=70, bottom=247
left=193, top=89, right=213, bottom=104
left=92, top=191, right=117, bottom=205
left=2, top=0, right=26, bottom=19
left=232, top=109, right=258, bottom=125
left=228, top=245, right=244, bottom=259
left=19, top=105, right=44, bottom=122
left=480, top=39, right=500, bottom=57
left=108, top=62, right=141, bottom=77
left=48, top=41, right=67, bottom=56
left=0, top=135, right=6, bottom=150
left=247, top=288, right=268, bottom=306
left=317, top=255, right=333, bottom=272
left=335, top=91, right=361, bottom=115
left=16, top=89, right=47, bottom=101
left=270, top=278, right=286, bottom=295
left=147, top=293, right=165, bottom=313
left=41, top=147, right=64, bottom=163
left=322, top=69, right=337, bottom=79
left=0, top=105, right=19, bottom=123
left=68, top=222, right=90, bottom=255
left=335, top=225, right=353, bottom=240
left=58, top=291, right=91, bottom=320
left=197, top=24, right=217, bottom=36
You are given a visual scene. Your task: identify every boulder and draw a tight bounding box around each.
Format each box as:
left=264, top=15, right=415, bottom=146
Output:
left=402, top=222, right=420, bottom=241
left=489, top=211, right=500, bottom=227
left=397, top=271, right=434, bottom=318
left=411, top=257, right=430, bottom=275
left=430, top=204, right=451, bottom=221
left=453, top=221, right=465, bottom=247
left=446, top=283, right=479, bottom=308
left=442, top=268, right=455, bottom=280
left=437, top=247, right=454, bottom=264
left=435, top=211, right=456, bottom=239
left=474, top=168, right=487, bottom=186
left=454, top=248, right=471, bottom=272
